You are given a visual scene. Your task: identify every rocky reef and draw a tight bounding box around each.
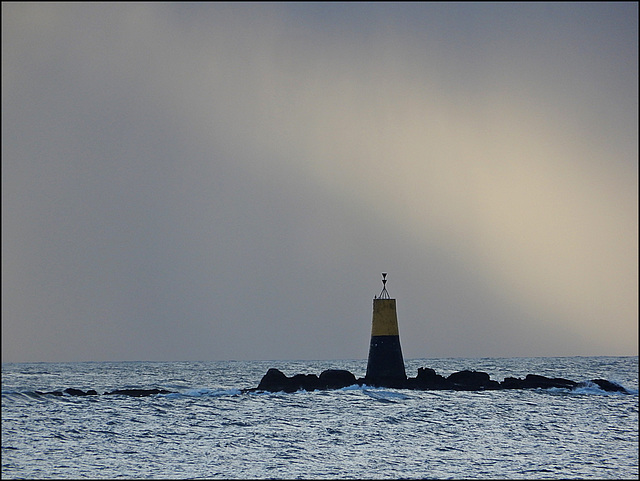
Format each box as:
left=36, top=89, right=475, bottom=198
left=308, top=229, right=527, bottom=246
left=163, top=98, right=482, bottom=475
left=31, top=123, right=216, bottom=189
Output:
left=249, top=367, right=629, bottom=394
left=32, top=368, right=629, bottom=397
left=35, top=388, right=173, bottom=397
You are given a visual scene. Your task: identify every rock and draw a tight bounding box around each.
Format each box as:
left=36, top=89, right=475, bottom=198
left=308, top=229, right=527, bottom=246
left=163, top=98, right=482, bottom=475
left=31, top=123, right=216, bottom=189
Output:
left=255, top=367, right=630, bottom=393
left=257, top=368, right=288, bottom=390
left=64, top=388, right=98, bottom=396
left=446, top=370, right=500, bottom=390
left=319, top=369, right=357, bottom=389
left=256, top=368, right=320, bottom=392
left=34, top=368, right=630, bottom=398
left=35, top=388, right=98, bottom=397
left=104, top=388, right=172, bottom=397
left=500, top=377, right=526, bottom=389
left=257, top=368, right=293, bottom=392
left=290, top=373, right=321, bottom=392
left=406, top=367, right=449, bottom=390
left=587, top=379, right=628, bottom=393
left=501, top=374, right=577, bottom=390
left=523, top=374, right=577, bottom=389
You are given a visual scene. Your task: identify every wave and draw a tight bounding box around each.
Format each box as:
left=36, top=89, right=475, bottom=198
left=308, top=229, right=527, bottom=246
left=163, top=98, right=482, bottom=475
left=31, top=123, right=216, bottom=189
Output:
left=572, top=381, right=637, bottom=396
left=159, top=388, right=242, bottom=398
left=362, top=388, right=412, bottom=403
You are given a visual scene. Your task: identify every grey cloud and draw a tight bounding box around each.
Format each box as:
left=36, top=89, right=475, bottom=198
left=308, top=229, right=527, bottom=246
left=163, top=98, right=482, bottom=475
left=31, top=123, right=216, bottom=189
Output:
left=2, top=3, right=637, bottom=362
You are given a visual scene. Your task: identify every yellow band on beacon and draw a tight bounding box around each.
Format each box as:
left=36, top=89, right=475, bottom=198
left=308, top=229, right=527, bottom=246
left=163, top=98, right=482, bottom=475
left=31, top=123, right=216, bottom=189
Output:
left=371, top=299, right=400, bottom=337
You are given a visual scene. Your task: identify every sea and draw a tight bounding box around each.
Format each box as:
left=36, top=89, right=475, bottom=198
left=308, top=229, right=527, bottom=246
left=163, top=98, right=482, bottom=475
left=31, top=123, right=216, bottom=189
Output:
left=2, top=356, right=638, bottom=480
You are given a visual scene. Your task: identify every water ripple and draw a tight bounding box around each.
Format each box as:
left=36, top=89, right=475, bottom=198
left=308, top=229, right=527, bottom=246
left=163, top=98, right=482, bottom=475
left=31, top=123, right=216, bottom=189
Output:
left=2, top=357, right=638, bottom=479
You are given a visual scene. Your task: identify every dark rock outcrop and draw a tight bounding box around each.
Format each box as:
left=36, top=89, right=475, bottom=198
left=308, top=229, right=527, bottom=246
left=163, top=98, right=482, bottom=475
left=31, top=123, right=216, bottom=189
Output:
left=257, top=368, right=292, bottom=392
left=500, top=374, right=577, bottom=390
left=406, top=367, right=449, bottom=390
left=36, top=388, right=173, bottom=397
left=446, top=370, right=501, bottom=390
left=583, top=379, right=627, bottom=393
left=64, top=388, right=98, bottom=396
left=104, top=388, right=173, bottom=397
left=319, top=369, right=357, bottom=389
left=256, top=368, right=319, bottom=393
left=32, top=370, right=631, bottom=397
left=35, top=388, right=98, bottom=397
left=255, top=367, right=630, bottom=394
left=255, top=368, right=360, bottom=392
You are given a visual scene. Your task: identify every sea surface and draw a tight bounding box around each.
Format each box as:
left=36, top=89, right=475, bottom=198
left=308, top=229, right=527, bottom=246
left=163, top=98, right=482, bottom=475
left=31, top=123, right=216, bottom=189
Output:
left=2, top=357, right=638, bottom=479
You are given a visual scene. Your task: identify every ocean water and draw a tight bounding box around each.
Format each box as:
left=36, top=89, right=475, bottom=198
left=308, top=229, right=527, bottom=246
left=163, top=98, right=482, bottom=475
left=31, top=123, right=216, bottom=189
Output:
left=2, top=357, right=638, bottom=479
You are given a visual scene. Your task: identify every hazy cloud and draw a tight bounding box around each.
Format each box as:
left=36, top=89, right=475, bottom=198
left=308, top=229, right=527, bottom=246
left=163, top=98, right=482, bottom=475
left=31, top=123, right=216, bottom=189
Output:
left=2, top=3, right=637, bottom=362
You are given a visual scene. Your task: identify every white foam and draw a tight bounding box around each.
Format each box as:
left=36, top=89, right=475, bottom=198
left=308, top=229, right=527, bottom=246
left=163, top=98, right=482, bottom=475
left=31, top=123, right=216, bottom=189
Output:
left=362, top=388, right=411, bottom=401
left=572, top=381, right=631, bottom=396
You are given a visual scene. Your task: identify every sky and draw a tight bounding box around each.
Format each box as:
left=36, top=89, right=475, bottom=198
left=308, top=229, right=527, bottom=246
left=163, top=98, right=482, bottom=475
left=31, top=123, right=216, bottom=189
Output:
left=2, top=2, right=638, bottom=363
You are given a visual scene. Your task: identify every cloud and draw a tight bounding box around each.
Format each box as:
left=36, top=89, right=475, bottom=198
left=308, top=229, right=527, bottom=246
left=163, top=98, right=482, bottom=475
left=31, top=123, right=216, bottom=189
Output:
left=2, top=3, right=637, bottom=362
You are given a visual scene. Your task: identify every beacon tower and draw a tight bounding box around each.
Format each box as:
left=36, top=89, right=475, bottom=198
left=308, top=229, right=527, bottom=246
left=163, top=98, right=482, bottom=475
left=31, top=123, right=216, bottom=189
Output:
left=365, top=273, right=407, bottom=387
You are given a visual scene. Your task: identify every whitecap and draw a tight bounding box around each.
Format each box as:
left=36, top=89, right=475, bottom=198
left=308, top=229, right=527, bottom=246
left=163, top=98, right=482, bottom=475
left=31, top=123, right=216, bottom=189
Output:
left=362, top=389, right=411, bottom=402
left=572, top=381, right=628, bottom=396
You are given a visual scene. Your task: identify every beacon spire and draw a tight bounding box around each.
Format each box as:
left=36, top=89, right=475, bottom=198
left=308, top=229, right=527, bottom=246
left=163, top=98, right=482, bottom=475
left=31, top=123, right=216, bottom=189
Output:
left=365, top=273, right=407, bottom=387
